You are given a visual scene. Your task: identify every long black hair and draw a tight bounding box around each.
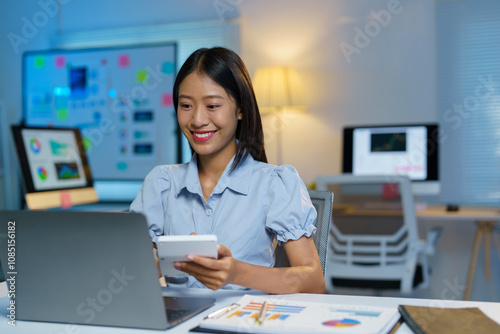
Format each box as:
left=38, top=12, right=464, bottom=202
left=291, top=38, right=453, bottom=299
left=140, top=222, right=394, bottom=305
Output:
left=173, top=47, right=267, bottom=171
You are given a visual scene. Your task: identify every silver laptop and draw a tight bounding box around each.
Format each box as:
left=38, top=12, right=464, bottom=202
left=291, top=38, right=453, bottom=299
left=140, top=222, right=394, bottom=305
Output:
left=0, top=210, right=215, bottom=330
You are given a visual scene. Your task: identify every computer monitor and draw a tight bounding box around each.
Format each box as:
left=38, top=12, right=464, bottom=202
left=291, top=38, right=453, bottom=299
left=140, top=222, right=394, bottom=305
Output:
left=11, top=125, right=98, bottom=209
left=342, top=124, right=440, bottom=196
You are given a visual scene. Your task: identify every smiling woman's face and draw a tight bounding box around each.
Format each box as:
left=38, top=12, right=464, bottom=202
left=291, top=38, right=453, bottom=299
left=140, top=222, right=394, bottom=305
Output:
left=177, top=71, right=242, bottom=162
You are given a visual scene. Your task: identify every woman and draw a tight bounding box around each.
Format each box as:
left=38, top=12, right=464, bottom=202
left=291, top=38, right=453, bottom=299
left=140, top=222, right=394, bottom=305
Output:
left=130, top=47, right=324, bottom=294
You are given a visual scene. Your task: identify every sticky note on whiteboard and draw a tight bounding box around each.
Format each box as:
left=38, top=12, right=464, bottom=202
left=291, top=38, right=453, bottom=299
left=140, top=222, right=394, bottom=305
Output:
left=34, top=56, right=45, bottom=69
left=162, top=93, right=173, bottom=107
left=136, top=69, right=148, bottom=83
left=118, top=54, right=130, bottom=68
left=55, top=56, right=66, bottom=68
left=162, top=62, right=175, bottom=74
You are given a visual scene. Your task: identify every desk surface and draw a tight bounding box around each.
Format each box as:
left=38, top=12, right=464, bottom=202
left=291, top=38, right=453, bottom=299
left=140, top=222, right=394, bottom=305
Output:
left=1, top=283, right=499, bottom=334
left=333, top=204, right=500, bottom=221
left=417, top=205, right=500, bottom=221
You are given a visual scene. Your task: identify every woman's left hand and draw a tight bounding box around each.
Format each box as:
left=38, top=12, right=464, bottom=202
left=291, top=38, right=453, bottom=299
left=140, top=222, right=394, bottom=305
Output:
left=174, top=244, right=237, bottom=290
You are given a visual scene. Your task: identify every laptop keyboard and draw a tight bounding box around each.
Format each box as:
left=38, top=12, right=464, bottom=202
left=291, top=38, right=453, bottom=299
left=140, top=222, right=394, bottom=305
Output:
left=167, top=309, right=190, bottom=322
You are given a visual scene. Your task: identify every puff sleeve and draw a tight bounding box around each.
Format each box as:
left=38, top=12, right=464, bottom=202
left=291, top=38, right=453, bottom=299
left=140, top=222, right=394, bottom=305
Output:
left=265, top=165, right=317, bottom=244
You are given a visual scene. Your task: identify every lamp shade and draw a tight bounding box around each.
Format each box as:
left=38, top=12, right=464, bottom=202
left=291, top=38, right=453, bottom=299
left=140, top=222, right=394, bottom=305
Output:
left=252, top=66, right=305, bottom=114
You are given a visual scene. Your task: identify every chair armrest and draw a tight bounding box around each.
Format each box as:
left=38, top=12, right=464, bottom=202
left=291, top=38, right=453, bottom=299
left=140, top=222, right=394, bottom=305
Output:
left=402, top=244, right=421, bottom=294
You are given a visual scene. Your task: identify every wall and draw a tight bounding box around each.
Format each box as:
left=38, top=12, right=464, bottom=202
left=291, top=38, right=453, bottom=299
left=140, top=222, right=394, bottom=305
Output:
left=239, top=0, right=436, bottom=186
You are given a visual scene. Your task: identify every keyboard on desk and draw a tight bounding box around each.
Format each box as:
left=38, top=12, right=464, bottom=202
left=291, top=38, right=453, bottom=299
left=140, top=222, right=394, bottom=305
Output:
left=166, top=308, right=190, bottom=322
left=163, top=296, right=214, bottom=327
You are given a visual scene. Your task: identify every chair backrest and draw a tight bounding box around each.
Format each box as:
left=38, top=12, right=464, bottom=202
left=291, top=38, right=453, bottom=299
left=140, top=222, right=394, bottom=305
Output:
left=308, top=190, right=334, bottom=274
left=274, top=189, right=334, bottom=276
left=315, top=174, right=418, bottom=268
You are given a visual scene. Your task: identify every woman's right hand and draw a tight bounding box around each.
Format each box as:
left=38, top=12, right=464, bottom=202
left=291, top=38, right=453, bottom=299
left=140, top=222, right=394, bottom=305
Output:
left=152, top=241, right=162, bottom=278
left=153, top=241, right=168, bottom=286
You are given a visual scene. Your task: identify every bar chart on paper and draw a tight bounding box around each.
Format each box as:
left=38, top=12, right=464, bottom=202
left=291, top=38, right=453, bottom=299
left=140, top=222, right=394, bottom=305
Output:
left=227, top=301, right=306, bottom=322
left=200, top=295, right=401, bottom=334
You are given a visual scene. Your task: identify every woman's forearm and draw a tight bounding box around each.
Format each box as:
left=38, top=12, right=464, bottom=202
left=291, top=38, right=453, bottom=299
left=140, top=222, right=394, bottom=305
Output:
left=231, top=260, right=325, bottom=294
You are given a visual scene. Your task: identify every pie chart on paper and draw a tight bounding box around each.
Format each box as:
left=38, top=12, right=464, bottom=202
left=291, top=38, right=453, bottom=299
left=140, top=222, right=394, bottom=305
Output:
left=322, top=318, right=361, bottom=327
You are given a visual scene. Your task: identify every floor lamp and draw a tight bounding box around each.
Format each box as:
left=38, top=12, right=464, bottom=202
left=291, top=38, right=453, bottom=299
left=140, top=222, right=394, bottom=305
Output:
left=252, top=66, right=305, bottom=165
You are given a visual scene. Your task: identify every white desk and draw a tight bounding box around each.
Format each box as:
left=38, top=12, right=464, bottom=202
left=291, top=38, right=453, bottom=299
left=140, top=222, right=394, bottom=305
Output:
left=0, top=283, right=499, bottom=334
left=416, top=205, right=500, bottom=222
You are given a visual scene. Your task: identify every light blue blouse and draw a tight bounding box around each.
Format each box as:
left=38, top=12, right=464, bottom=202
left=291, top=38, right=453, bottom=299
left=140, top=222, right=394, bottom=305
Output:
left=129, top=153, right=317, bottom=289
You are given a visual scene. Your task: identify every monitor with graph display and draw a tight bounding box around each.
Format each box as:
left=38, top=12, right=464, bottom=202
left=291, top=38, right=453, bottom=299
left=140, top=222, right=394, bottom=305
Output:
left=11, top=125, right=98, bottom=209
left=343, top=124, right=439, bottom=195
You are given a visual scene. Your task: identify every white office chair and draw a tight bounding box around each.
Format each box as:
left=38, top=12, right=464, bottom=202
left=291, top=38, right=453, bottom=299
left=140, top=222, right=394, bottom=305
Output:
left=316, top=174, right=440, bottom=295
